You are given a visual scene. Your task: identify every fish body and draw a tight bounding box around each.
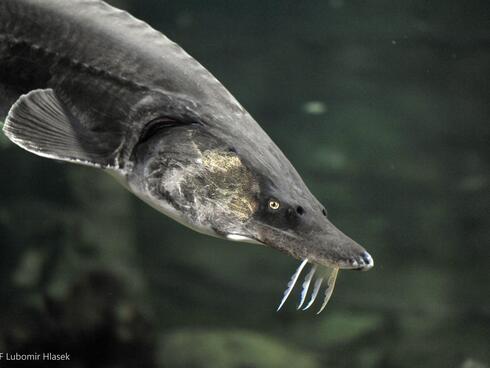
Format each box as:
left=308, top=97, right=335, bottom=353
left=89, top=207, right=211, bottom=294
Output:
left=0, top=0, right=247, bottom=162
left=1, top=0, right=373, bottom=313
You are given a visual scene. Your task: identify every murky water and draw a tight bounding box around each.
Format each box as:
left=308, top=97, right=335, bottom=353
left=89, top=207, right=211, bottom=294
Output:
left=0, top=1, right=488, bottom=367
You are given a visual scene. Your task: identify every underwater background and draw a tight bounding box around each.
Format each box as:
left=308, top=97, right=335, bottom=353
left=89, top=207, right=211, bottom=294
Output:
left=0, top=0, right=489, bottom=367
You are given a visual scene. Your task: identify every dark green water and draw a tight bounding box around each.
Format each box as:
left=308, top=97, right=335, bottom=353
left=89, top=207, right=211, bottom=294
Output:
left=0, top=1, right=488, bottom=367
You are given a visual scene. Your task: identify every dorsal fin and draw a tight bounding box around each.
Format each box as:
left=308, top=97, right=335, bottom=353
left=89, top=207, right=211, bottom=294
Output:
left=3, top=89, right=121, bottom=169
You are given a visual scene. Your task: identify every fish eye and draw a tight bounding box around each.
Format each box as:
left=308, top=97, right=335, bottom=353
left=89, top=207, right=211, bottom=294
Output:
left=268, top=200, right=280, bottom=210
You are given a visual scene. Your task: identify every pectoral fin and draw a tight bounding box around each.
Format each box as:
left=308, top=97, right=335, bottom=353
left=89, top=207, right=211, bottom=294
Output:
left=3, top=89, right=121, bottom=169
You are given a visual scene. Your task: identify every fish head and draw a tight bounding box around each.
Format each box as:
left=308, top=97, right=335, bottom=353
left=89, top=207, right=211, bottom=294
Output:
left=126, top=118, right=373, bottom=271
left=241, top=176, right=374, bottom=271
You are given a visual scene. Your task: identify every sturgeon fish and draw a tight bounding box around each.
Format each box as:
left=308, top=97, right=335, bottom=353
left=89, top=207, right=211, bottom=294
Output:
left=0, top=0, right=373, bottom=313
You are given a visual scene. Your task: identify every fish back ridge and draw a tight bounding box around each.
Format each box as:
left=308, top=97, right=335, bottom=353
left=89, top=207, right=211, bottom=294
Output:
left=0, top=0, right=241, bottom=111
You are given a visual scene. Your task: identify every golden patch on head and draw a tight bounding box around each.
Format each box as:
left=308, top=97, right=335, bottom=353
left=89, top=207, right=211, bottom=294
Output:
left=201, top=150, right=259, bottom=221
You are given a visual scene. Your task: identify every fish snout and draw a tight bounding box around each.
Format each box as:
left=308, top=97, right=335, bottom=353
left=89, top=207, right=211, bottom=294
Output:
left=349, top=250, right=374, bottom=271
left=309, top=219, right=374, bottom=271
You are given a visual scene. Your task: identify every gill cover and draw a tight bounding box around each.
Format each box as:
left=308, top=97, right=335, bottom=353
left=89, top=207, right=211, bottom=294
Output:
left=128, top=122, right=261, bottom=237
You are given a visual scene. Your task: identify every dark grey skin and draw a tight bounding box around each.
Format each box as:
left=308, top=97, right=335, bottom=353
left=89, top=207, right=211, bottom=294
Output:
left=1, top=0, right=373, bottom=311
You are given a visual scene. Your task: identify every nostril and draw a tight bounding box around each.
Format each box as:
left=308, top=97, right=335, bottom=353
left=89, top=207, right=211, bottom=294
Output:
left=296, top=206, right=305, bottom=215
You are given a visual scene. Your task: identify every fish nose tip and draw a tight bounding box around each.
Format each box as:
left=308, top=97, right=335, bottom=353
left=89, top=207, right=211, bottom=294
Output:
left=350, top=251, right=374, bottom=271
left=359, top=251, right=374, bottom=271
